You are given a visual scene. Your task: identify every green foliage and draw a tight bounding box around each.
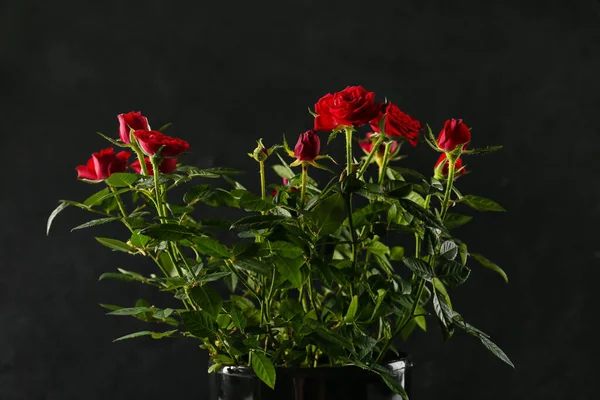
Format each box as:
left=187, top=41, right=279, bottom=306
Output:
left=50, top=106, right=511, bottom=397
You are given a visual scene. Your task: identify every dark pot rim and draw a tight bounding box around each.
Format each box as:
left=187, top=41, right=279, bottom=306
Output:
left=213, top=353, right=412, bottom=379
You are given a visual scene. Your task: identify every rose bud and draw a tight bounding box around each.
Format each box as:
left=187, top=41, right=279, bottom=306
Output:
left=370, top=103, right=422, bottom=147
left=314, top=86, right=380, bottom=131
left=131, top=157, right=178, bottom=175
left=434, top=153, right=466, bottom=179
left=76, top=148, right=131, bottom=181
left=437, top=119, right=471, bottom=152
left=294, top=130, right=320, bottom=162
left=133, top=130, right=190, bottom=158
left=118, top=111, right=150, bottom=144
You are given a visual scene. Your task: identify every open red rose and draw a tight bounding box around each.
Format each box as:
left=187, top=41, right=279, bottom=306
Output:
left=133, top=130, right=190, bottom=158
left=118, top=111, right=150, bottom=144
left=359, top=132, right=399, bottom=155
left=76, top=148, right=131, bottom=181
left=437, top=119, right=470, bottom=152
left=131, top=157, right=178, bottom=175
left=294, top=130, right=320, bottom=162
left=314, top=86, right=380, bottom=131
left=435, top=153, right=466, bottom=178
left=370, top=103, right=422, bottom=147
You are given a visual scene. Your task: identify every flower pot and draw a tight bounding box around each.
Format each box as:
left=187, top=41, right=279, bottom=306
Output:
left=209, top=355, right=412, bottom=400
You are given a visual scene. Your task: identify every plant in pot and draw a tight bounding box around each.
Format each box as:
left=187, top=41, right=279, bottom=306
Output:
left=48, top=86, right=512, bottom=400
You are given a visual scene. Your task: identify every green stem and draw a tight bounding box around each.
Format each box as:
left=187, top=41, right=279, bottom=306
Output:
left=109, top=185, right=132, bottom=231
left=130, top=137, right=149, bottom=176
left=300, top=163, right=308, bottom=207
left=345, top=194, right=358, bottom=297
left=345, top=127, right=354, bottom=176
left=357, top=134, right=385, bottom=179
left=377, top=142, right=392, bottom=186
left=440, top=156, right=456, bottom=219
left=259, top=160, right=266, bottom=200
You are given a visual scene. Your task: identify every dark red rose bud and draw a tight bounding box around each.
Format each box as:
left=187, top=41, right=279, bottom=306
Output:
left=133, top=130, right=190, bottom=158
left=370, top=103, right=422, bottom=147
left=314, top=86, right=380, bottom=131
left=434, top=153, right=465, bottom=178
left=359, top=132, right=399, bottom=155
left=76, top=148, right=131, bottom=181
left=294, top=130, right=320, bottom=162
left=118, top=111, right=150, bottom=144
left=437, top=119, right=471, bottom=152
left=131, top=157, right=178, bottom=175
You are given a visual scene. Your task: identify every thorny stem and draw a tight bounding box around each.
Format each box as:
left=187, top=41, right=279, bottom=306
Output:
left=378, top=142, right=392, bottom=186
left=300, top=163, right=308, bottom=207
left=357, top=134, right=385, bottom=179
left=109, top=185, right=132, bottom=231
left=259, top=160, right=266, bottom=200
left=440, top=155, right=456, bottom=219
left=345, top=127, right=354, bottom=176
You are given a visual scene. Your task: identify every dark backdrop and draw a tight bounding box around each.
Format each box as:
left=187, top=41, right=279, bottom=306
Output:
left=2, top=0, right=599, bottom=399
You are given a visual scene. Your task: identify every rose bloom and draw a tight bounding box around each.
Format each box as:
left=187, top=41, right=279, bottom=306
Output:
left=437, top=118, right=471, bottom=152
left=76, top=148, right=131, bottom=181
left=435, top=153, right=466, bottom=177
left=294, top=130, right=320, bottom=162
left=131, top=157, right=178, bottom=175
left=359, top=132, right=399, bottom=155
left=118, top=111, right=150, bottom=144
left=133, top=130, right=190, bottom=157
left=314, top=86, right=380, bottom=131
left=370, top=103, right=422, bottom=146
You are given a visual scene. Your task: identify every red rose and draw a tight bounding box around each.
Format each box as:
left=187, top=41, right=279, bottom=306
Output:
left=76, top=148, right=131, bottom=181
left=118, top=111, right=150, bottom=144
left=131, top=157, right=178, bottom=175
left=359, top=132, right=399, bottom=155
left=314, top=86, right=380, bottom=131
left=370, top=103, right=422, bottom=146
left=294, top=130, right=320, bottom=162
left=437, top=119, right=471, bottom=152
left=435, top=153, right=466, bottom=177
left=133, top=130, right=190, bottom=158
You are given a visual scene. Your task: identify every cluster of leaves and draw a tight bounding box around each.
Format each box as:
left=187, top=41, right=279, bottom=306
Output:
left=48, top=130, right=511, bottom=400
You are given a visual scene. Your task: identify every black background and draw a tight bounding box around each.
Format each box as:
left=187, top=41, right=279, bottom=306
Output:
left=2, top=0, right=599, bottom=399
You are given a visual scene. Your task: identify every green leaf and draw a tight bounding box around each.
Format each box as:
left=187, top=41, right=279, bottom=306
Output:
left=95, top=237, right=136, bottom=253
left=106, top=172, right=139, bottom=187
left=141, top=224, right=201, bottom=241
left=471, top=253, right=509, bottom=283
left=399, top=198, right=448, bottom=234
left=402, top=257, right=434, bottom=281
left=83, top=188, right=110, bottom=207
left=71, top=217, right=120, bottom=231
left=439, top=240, right=458, bottom=260
left=274, top=255, right=303, bottom=288
left=251, top=351, right=276, bottom=389
left=312, top=192, right=346, bottom=236
left=130, top=232, right=151, bottom=247
left=230, top=215, right=287, bottom=230
left=113, top=331, right=153, bottom=341
left=436, top=260, right=471, bottom=287
left=379, top=371, right=409, bottom=400
left=232, top=258, right=270, bottom=276
left=230, top=307, right=247, bottom=331
left=463, top=145, right=503, bottom=155
left=443, top=213, right=473, bottom=230
left=432, top=291, right=454, bottom=329
left=264, top=241, right=304, bottom=259
left=198, top=271, right=231, bottom=283
left=460, top=195, right=505, bottom=212
left=180, top=310, right=216, bottom=338
left=345, top=295, right=359, bottom=323
left=202, top=167, right=243, bottom=176
left=47, top=201, right=70, bottom=235
left=98, top=272, right=148, bottom=283
left=188, top=285, right=223, bottom=320
left=239, top=193, right=276, bottom=212
left=480, top=335, right=514, bottom=368
left=193, top=237, right=230, bottom=258
left=347, top=203, right=387, bottom=228
left=390, top=246, right=404, bottom=261
left=107, top=307, right=153, bottom=316
left=272, top=164, right=295, bottom=180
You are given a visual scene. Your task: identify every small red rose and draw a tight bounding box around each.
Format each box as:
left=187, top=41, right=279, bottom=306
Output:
left=133, top=130, right=190, bottom=158
left=434, top=153, right=466, bottom=178
left=437, top=119, right=471, bottom=152
left=370, top=103, right=422, bottom=146
left=131, top=157, right=178, bottom=175
left=294, top=130, right=320, bottom=162
left=359, top=132, right=400, bottom=155
left=118, top=111, right=150, bottom=144
left=314, top=86, right=380, bottom=131
left=76, top=148, right=131, bottom=181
